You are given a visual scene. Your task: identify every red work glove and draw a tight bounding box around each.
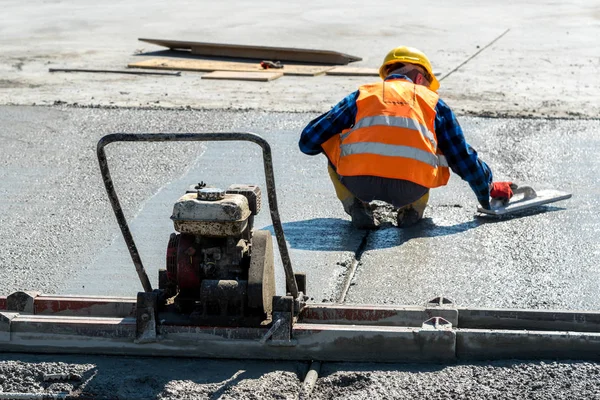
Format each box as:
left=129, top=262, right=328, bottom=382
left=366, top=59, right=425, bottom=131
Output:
left=490, top=182, right=514, bottom=201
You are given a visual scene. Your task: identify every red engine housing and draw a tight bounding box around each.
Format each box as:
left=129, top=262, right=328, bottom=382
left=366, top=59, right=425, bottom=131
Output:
left=166, top=233, right=202, bottom=292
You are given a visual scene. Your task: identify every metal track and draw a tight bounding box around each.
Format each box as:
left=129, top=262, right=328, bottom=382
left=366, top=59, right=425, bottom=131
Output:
left=3, top=292, right=600, bottom=362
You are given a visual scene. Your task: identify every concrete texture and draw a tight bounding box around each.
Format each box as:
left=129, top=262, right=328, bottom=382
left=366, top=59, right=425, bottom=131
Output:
left=1, top=0, right=599, bottom=117
left=346, top=119, right=600, bottom=310
left=52, top=109, right=364, bottom=301
left=7, top=107, right=596, bottom=309
left=0, top=355, right=303, bottom=399
left=2, top=355, right=600, bottom=399
left=0, top=1, right=599, bottom=394
left=0, top=105, right=599, bottom=398
left=314, top=361, right=600, bottom=399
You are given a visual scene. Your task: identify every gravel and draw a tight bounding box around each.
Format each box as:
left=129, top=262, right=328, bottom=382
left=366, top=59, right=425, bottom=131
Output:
left=0, top=359, right=93, bottom=395
left=0, top=355, right=303, bottom=399
left=2, top=357, right=600, bottom=399
left=315, top=361, right=600, bottom=399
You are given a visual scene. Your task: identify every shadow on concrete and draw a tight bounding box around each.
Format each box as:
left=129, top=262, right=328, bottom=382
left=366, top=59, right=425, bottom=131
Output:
left=363, top=205, right=567, bottom=250
left=264, top=217, right=486, bottom=252
left=474, top=205, right=567, bottom=221
left=264, top=218, right=362, bottom=252
left=269, top=205, right=566, bottom=251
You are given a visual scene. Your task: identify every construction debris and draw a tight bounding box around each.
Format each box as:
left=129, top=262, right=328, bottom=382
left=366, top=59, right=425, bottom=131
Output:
left=260, top=60, right=283, bottom=69
left=138, top=38, right=362, bottom=65
left=48, top=68, right=181, bottom=76
left=128, top=58, right=333, bottom=76
left=42, top=373, right=82, bottom=382
left=201, top=71, right=283, bottom=82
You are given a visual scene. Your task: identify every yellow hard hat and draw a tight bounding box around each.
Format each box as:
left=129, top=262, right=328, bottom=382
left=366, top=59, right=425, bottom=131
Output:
left=379, top=46, right=439, bottom=91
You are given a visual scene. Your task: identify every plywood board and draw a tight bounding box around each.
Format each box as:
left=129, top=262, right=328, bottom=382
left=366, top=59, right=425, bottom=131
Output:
left=139, top=38, right=362, bottom=65
left=201, top=71, right=283, bottom=82
left=477, top=189, right=572, bottom=217
left=326, top=67, right=380, bottom=77
left=128, top=58, right=334, bottom=76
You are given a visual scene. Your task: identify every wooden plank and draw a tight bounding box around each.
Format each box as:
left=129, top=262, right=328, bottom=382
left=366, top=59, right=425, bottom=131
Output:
left=128, top=58, right=333, bottom=76
left=139, top=38, right=361, bottom=65
left=326, top=67, right=380, bottom=77
left=201, top=71, right=283, bottom=82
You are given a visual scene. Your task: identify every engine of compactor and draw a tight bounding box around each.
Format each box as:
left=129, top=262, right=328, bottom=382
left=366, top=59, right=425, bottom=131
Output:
left=160, top=183, right=275, bottom=326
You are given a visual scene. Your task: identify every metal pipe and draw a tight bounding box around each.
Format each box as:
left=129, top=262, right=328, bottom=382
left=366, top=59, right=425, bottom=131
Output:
left=96, top=133, right=299, bottom=297
left=298, top=361, right=322, bottom=400
left=336, top=232, right=369, bottom=304
left=438, top=28, right=510, bottom=83
left=97, top=137, right=152, bottom=292
left=49, top=68, right=181, bottom=77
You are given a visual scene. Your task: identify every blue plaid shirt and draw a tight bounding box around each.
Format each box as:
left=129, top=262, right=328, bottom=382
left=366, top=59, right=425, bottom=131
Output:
left=299, top=75, right=493, bottom=208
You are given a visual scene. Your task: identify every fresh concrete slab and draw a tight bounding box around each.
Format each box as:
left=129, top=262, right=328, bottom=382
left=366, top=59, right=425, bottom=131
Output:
left=346, top=118, right=600, bottom=310
left=326, top=67, right=380, bottom=77
left=1, top=105, right=599, bottom=399
left=1, top=106, right=598, bottom=309
left=30, top=108, right=366, bottom=302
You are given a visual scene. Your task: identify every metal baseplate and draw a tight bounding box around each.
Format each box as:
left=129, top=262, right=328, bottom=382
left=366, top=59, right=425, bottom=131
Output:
left=3, top=292, right=600, bottom=362
left=477, top=185, right=572, bottom=217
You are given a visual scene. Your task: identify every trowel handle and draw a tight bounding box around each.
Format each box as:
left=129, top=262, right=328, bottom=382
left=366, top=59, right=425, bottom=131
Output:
left=97, top=132, right=299, bottom=298
left=513, top=185, right=537, bottom=200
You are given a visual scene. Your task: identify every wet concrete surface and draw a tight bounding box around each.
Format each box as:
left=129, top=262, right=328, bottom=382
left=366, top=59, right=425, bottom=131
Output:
left=1, top=105, right=600, bottom=399
left=58, top=110, right=364, bottom=301
left=0, top=107, right=600, bottom=309
left=347, top=119, right=600, bottom=310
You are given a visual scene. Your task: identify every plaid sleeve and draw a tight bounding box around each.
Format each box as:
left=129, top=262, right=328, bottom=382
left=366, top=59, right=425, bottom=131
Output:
left=435, top=98, right=493, bottom=208
left=299, top=91, right=359, bottom=155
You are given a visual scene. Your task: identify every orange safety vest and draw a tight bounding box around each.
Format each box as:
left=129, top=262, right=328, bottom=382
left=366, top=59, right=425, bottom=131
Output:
left=321, top=79, right=450, bottom=188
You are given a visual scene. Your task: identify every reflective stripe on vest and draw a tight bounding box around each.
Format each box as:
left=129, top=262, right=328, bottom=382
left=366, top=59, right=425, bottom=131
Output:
left=321, top=79, right=451, bottom=188
left=340, top=115, right=437, bottom=151
left=340, top=142, right=448, bottom=168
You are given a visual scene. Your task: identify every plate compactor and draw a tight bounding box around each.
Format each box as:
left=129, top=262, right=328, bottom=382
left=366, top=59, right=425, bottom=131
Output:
left=1, top=132, right=600, bottom=364
left=102, top=133, right=309, bottom=346
left=163, top=182, right=278, bottom=327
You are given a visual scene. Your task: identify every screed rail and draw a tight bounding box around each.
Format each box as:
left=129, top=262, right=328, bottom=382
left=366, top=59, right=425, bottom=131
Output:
left=2, top=292, right=600, bottom=362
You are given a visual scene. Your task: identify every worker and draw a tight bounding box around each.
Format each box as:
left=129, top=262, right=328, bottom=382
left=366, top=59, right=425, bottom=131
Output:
left=299, top=46, right=513, bottom=229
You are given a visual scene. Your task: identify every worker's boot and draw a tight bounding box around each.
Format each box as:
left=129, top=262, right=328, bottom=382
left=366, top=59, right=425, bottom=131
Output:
left=396, top=191, right=429, bottom=228
left=396, top=206, right=421, bottom=228
left=350, top=198, right=378, bottom=230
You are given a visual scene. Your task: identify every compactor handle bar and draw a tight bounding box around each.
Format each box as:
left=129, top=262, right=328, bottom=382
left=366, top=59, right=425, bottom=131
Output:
left=97, top=132, right=299, bottom=298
